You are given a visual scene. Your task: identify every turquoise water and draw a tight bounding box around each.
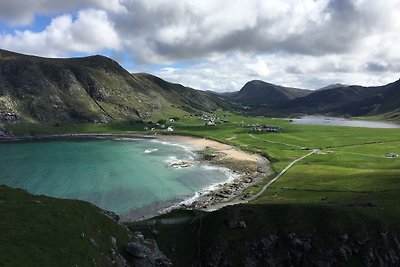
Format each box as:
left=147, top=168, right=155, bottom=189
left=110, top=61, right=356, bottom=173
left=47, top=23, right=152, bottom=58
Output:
left=292, top=116, right=400, bottom=128
left=0, top=139, right=230, bottom=217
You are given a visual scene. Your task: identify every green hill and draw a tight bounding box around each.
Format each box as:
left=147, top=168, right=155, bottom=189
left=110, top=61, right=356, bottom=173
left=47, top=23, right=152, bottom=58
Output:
left=0, top=49, right=231, bottom=125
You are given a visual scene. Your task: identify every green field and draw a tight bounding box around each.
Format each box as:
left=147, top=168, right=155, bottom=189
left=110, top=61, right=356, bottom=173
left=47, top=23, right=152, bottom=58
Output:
left=3, top=112, right=400, bottom=265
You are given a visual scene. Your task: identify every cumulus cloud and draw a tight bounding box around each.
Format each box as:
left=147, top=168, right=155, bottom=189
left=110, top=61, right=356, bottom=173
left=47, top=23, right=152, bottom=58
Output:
left=0, top=0, right=126, bottom=25
left=114, top=0, right=400, bottom=64
left=0, top=9, right=120, bottom=57
left=0, top=0, right=400, bottom=90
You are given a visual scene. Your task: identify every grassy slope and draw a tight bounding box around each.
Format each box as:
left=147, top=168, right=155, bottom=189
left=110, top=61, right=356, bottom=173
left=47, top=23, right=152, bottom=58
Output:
left=0, top=186, right=131, bottom=267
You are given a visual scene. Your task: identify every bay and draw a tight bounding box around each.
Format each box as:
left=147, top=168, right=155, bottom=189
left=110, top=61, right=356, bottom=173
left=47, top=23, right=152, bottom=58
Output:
left=0, top=139, right=230, bottom=216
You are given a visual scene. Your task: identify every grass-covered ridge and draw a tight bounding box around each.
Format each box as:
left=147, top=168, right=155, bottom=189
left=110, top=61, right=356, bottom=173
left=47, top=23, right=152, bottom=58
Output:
left=0, top=185, right=131, bottom=267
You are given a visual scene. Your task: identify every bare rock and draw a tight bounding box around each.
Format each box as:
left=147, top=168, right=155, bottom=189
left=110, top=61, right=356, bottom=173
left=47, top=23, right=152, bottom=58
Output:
left=126, top=241, right=150, bottom=258
left=125, top=235, right=172, bottom=267
left=111, top=236, right=117, bottom=249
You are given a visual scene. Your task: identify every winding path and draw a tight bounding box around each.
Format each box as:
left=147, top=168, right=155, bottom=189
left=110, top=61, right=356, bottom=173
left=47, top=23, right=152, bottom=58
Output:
left=245, top=149, right=317, bottom=202
left=203, top=149, right=317, bottom=211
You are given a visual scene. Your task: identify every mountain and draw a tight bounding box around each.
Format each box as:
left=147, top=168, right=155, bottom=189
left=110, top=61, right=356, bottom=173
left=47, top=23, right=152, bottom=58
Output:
left=0, top=49, right=231, bottom=124
left=276, top=80, right=400, bottom=117
left=221, top=80, right=312, bottom=106
left=317, top=83, right=349, bottom=91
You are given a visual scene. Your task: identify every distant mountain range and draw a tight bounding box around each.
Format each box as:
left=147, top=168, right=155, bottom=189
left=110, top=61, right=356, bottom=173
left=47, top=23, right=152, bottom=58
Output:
left=1, top=48, right=399, bottom=124
left=231, top=79, right=400, bottom=120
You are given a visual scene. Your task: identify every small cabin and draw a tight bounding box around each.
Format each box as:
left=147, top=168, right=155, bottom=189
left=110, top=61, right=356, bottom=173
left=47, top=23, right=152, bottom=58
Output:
left=205, top=121, right=216, bottom=126
left=167, top=126, right=174, bottom=132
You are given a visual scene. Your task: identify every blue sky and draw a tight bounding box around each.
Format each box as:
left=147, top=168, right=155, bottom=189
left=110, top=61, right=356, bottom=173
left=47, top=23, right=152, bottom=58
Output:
left=1, top=0, right=399, bottom=92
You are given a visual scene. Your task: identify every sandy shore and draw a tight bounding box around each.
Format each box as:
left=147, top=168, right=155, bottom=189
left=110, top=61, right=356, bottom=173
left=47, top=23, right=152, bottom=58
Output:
left=158, top=135, right=261, bottom=162
left=146, top=134, right=272, bottom=216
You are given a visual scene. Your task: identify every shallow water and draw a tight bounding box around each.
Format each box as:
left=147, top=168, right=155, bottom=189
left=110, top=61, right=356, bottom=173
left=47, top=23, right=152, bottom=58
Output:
left=0, top=139, right=231, bottom=216
left=291, top=116, right=400, bottom=128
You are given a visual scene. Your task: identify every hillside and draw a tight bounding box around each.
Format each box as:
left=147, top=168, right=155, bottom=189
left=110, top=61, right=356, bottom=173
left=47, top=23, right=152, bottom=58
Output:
left=0, top=49, right=231, bottom=125
left=275, top=80, right=400, bottom=118
left=0, top=185, right=130, bottom=266
left=221, top=80, right=311, bottom=106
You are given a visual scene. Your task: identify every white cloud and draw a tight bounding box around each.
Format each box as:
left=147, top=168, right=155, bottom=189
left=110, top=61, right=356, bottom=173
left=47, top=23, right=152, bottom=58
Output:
left=0, top=9, right=120, bottom=57
left=0, top=0, right=126, bottom=25
left=1, top=0, right=400, bottom=90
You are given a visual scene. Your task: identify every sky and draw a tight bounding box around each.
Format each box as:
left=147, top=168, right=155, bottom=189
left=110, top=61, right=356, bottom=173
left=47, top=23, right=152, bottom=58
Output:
left=0, top=0, right=399, bottom=92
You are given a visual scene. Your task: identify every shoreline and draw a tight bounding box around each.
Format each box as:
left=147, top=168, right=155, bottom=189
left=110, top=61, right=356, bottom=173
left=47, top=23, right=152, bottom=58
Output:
left=0, top=133, right=272, bottom=221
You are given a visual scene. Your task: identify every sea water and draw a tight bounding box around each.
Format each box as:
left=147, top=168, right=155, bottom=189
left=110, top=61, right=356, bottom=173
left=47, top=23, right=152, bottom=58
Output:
left=291, top=116, right=400, bottom=128
left=0, top=139, right=230, bottom=217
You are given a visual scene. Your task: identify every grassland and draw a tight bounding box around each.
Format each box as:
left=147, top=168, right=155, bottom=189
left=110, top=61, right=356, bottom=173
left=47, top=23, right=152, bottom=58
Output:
left=3, top=111, right=400, bottom=265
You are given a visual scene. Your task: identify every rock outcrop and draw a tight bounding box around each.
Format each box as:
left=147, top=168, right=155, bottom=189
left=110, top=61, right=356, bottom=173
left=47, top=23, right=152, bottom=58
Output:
left=204, top=231, right=400, bottom=266
left=125, top=231, right=172, bottom=267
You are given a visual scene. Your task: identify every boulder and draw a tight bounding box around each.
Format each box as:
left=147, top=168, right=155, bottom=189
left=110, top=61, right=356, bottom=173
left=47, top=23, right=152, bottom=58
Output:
left=126, top=241, right=149, bottom=258
left=111, top=236, right=117, bottom=249
left=125, top=235, right=172, bottom=266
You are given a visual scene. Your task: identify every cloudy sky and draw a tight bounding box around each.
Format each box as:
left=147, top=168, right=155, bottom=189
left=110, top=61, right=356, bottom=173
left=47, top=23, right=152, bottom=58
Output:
left=0, top=0, right=399, bottom=92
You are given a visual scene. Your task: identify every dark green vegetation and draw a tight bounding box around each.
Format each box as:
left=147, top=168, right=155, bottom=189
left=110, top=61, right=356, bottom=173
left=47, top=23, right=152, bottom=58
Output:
left=0, top=185, right=131, bottom=267
left=0, top=49, right=232, bottom=125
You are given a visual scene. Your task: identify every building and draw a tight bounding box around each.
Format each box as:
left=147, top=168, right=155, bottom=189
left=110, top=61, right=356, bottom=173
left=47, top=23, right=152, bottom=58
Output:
left=250, top=125, right=280, bottom=133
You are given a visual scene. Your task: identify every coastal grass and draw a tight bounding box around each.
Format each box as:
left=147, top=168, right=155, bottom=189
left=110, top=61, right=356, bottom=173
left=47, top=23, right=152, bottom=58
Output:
left=0, top=185, right=130, bottom=267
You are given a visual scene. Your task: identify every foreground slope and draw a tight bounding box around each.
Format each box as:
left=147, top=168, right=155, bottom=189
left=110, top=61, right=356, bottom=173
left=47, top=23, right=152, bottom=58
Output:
left=0, top=185, right=131, bottom=267
left=0, top=49, right=231, bottom=125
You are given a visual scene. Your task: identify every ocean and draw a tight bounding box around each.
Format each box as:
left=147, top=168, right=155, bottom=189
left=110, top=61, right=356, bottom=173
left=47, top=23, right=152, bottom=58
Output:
left=0, top=138, right=232, bottom=218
